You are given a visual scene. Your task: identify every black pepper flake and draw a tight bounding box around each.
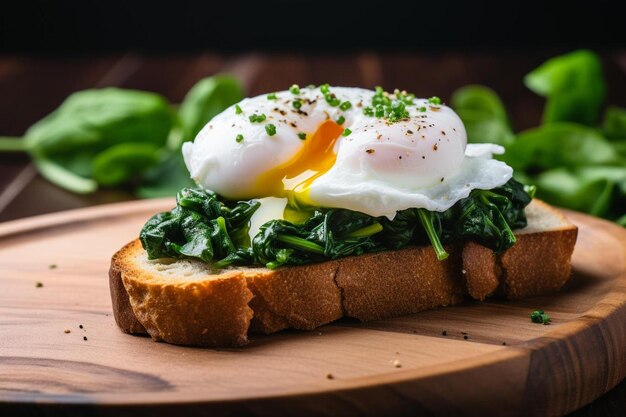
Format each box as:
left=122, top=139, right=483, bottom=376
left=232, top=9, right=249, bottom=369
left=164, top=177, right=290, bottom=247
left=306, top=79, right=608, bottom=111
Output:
left=441, top=130, right=446, bottom=135
left=441, top=177, right=444, bottom=182
left=433, top=144, right=438, bottom=151
left=502, top=341, right=507, bottom=346
left=422, top=156, right=426, bottom=159
left=366, top=149, right=375, bottom=154
left=290, top=122, right=297, bottom=128
left=279, top=110, right=287, bottom=116
left=407, top=130, right=413, bottom=135
left=398, top=156, right=402, bottom=159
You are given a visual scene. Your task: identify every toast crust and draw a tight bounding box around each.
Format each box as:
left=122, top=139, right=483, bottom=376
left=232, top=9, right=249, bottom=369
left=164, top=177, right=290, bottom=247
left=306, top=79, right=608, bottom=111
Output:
left=109, top=199, right=578, bottom=347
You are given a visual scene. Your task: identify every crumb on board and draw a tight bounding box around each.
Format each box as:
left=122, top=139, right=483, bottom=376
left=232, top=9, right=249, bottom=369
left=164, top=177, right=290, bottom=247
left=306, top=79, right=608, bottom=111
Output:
left=49, top=264, right=57, bottom=269
left=35, top=282, right=43, bottom=288
left=79, top=324, right=84, bottom=329
left=326, top=373, right=334, bottom=380
left=392, top=360, right=402, bottom=368
left=442, top=330, right=447, bottom=336
left=502, top=341, right=507, bottom=346
left=464, top=335, right=469, bottom=340
left=83, top=336, right=88, bottom=341
left=64, top=329, right=71, bottom=334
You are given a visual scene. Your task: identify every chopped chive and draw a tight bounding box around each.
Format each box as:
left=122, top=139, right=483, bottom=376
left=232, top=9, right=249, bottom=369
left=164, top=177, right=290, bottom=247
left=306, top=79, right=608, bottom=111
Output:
left=325, top=93, right=340, bottom=107
left=293, top=99, right=302, bottom=110
left=342, top=128, right=352, bottom=137
left=236, top=134, right=244, bottom=142
left=235, top=104, right=243, bottom=114
left=419, top=106, right=427, bottom=112
left=267, top=92, right=277, bottom=100
left=320, top=83, right=330, bottom=94
left=530, top=310, right=551, bottom=325
left=298, top=132, right=307, bottom=140
left=265, top=124, right=277, bottom=136
left=363, top=107, right=374, bottom=116
left=289, top=84, right=300, bottom=95
left=428, top=96, right=442, bottom=105
left=339, top=101, right=352, bottom=111
left=249, top=113, right=267, bottom=123
left=336, top=115, right=345, bottom=125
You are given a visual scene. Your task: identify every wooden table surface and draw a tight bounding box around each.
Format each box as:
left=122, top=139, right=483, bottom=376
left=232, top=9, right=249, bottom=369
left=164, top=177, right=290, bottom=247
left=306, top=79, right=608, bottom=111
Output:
left=1, top=51, right=625, bottom=416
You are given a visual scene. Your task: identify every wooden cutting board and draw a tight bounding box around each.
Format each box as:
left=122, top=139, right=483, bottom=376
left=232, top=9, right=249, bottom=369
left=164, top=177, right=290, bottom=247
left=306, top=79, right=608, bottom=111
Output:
left=0, top=200, right=625, bottom=417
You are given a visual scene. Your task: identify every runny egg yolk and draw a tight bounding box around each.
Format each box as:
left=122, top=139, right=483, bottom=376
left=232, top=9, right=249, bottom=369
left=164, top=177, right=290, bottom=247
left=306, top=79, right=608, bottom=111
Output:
left=255, top=120, right=344, bottom=208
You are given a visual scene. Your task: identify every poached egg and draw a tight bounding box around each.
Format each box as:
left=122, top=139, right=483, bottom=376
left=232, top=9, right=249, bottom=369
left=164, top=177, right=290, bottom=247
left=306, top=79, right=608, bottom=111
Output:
left=182, top=85, right=512, bottom=222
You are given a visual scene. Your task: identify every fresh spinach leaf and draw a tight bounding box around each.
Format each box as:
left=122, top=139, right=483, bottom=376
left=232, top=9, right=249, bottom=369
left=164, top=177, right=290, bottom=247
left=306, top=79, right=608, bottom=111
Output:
left=603, top=106, right=626, bottom=141
left=503, top=123, right=618, bottom=171
left=524, top=50, right=606, bottom=125
left=178, top=75, right=244, bottom=142
left=451, top=85, right=514, bottom=146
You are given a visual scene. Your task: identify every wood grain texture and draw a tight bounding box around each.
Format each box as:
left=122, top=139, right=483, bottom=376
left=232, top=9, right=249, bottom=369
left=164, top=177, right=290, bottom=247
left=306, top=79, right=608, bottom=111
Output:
left=0, top=200, right=625, bottom=416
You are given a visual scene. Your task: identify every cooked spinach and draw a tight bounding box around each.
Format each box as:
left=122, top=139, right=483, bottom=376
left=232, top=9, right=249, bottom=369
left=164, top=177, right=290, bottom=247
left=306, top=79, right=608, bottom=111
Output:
left=140, top=179, right=532, bottom=269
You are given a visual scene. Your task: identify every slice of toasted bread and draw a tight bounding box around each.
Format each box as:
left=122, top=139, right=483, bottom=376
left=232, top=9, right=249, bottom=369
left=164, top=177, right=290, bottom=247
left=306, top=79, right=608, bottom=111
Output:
left=109, top=199, right=577, bottom=347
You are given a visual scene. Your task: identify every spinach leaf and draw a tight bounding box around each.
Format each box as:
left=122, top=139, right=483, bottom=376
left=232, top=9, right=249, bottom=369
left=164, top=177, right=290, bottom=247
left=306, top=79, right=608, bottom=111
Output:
left=602, top=106, right=626, bottom=141
left=0, top=88, right=174, bottom=193
left=451, top=85, right=514, bottom=146
left=136, top=75, right=245, bottom=196
left=141, top=179, right=532, bottom=269
left=140, top=188, right=260, bottom=267
left=535, top=167, right=626, bottom=218
left=524, top=50, right=606, bottom=125
left=178, top=75, right=244, bottom=142
left=0, top=76, right=244, bottom=197
left=503, top=123, right=618, bottom=171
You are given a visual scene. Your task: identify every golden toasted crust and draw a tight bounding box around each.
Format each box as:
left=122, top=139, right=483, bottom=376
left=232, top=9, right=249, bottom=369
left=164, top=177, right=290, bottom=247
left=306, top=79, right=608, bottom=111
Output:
left=246, top=263, right=343, bottom=333
left=109, top=200, right=578, bottom=347
left=335, top=245, right=465, bottom=321
left=112, top=240, right=253, bottom=347
left=462, top=242, right=500, bottom=301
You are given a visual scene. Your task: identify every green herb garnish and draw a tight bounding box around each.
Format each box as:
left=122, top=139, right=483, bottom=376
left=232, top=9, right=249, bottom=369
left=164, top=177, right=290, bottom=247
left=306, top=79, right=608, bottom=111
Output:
left=236, top=134, right=244, bottom=142
left=342, top=128, right=352, bottom=136
left=530, top=310, right=551, bottom=325
left=336, top=115, right=346, bottom=125
left=289, top=84, right=300, bottom=95
left=267, top=93, right=277, bottom=100
left=339, top=101, right=352, bottom=111
left=235, top=104, right=243, bottom=114
left=298, top=132, right=307, bottom=140
left=428, top=96, right=442, bottom=105
left=249, top=113, right=267, bottom=123
left=265, top=124, right=277, bottom=136
left=293, top=99, right=302, bottom=110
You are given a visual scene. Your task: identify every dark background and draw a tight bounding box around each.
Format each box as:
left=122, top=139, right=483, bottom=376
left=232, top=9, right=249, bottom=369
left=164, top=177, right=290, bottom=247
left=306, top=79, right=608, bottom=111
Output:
left=1, top=1, right=625, bottom=53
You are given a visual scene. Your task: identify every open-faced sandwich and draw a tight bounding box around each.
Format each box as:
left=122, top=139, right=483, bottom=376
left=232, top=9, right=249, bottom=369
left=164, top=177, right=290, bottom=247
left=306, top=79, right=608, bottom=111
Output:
left=110, top=85, right=577, bottom=347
